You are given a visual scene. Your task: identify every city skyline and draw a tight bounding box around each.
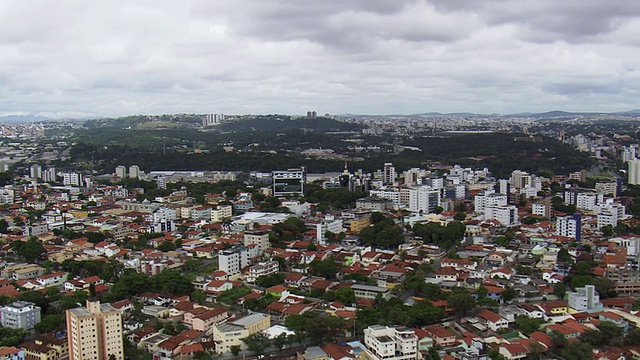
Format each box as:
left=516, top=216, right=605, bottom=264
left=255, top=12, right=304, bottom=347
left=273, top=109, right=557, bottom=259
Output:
left=2, top=1, right=640, bottom=118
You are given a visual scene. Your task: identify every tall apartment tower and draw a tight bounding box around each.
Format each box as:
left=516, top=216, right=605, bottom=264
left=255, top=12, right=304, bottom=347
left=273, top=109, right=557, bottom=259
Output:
left=66, top=300, right=124, bottom=360
left=29, top=164, right=42, bottom=179
left=383, top=163, right=396, bottom=185
left=128, top=165, right=140, bottom=179
left=629, top=159, right=640, bottom=185
left=115, top=165, right=127, bottom=179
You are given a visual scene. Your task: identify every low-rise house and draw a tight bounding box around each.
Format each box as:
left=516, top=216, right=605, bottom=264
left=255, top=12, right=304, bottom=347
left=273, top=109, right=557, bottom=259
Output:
left=424, top=325, right=457, bottom=347
left=476, top=309, right=509, bottom=332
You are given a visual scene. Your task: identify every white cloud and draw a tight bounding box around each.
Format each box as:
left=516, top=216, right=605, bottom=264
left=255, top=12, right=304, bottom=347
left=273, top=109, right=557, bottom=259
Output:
left=0, top=0, right=639, bottom=117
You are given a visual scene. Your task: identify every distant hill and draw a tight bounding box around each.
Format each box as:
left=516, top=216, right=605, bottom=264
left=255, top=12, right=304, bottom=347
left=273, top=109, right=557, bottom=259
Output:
left=215, top=115, right=364, bottom=133
left=83, top=114, right=203, bottom=129
left=0, top=115, right=52, bottom=123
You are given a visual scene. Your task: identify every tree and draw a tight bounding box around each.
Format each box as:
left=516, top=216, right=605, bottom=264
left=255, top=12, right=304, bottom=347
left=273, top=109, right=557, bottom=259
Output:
left=191, top=290, right=206, bottom=304
left=335, top=288, right=356, bottom=305
left=553, top=283, right=567, bottom=299
left=157, top=241, right=176, bottom=252
left=454, top=212, right=466, bottom=221
left=35, top=314, right=64, bottom=333
left=514, top=315, right=543, bottom=335
left=502, top=286, right=517, bottom=301
left=242, top=332, right=271, bottom=355
left=559, top=340, right=592, bottom=360
left=12, top=238, right=46, bottom=263
left=447, top=292, right=476, bottom=318
left=0, top=219, right=8, bottom=234
left=230, top=345, right=241, bottom=357
left=152, top=269, right=194, bottom=296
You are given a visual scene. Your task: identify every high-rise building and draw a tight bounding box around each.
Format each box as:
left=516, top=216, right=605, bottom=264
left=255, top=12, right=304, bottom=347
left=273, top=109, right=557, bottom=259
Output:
left=62, top=172, right=83, bottom=186
left=243, top=229, right=269, bottom=252
left=383, top=163, right=396, bottom=185
left=115, top=166, right=126, bottom=179
left=128, top=165, right=140, bottom=179
left=484, top=205, right=519, bottom=226
left=629, top=159, right=640, bottom=185
left=29, top=164, right=42, bottom=179
left=66, top=300, right=124, bottom=360
left=218, top=244, right=251, bottom=279
left=556, top=214, right=582, bottom=241
left=42, top=167, right=57, bottom=183
left=0, top=301, right=41, bottom=330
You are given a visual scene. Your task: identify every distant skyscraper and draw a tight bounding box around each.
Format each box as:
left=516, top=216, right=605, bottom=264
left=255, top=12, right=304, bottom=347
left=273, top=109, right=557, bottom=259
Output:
left=629, top=159, right=640, bottom=185
left=29, top=164, right=42, bottom=179
left=42, top=167, right=57, bottom=183
left=66, top=300, right=124, bottom=360
left=383, top=163, right=396, bottom=185
left=115, top=165, right=126, bottom=179
left=128, top=165, right=140, bottom=179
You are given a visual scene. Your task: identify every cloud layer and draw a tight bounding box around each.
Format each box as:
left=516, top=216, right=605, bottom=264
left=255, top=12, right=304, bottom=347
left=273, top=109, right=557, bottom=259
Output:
left=1, top=0, right=639, bottom=117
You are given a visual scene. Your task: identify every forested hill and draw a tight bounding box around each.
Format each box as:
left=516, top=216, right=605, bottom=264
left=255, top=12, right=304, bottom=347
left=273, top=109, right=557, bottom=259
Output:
left=81, top=114, right=363, bottom=133
left=215, top=115, right=363, bottom=133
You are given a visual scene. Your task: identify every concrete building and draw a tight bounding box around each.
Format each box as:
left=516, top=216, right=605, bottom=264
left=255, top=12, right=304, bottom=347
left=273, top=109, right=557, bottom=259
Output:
left=567, top=285, right=603, bottom=312
left=0, top=301, right=41, bottom=330
left=556, top=214, right=582, bottom=241
left=245, top=261, right=279, bottom=283
left=364, top=325, right=419, bottom=360
left=629, top=158, right=640, bottom=185
left=218, top=245, right=251, bottom=279
left=211, top=205, right=233, bottom=222
left=128, top=165, right=140, bottom=179
left=474, top=192, right=507, bottom=214
left=243, top=230, right=269, bottom=252
left=212, top=313, right=270, bottom=354
left=115, top=166, right=126, bottom=179
left=29, top=164, right=42, bottom=180
left=405, top=187, right=441, bottom=214
left=66, top=300, right=124, bottom=360
left=484, top=205, right=519, bottom=226
left=272, top=168, right=305, bottom=196
left=383, top=163, right=396, bottom=186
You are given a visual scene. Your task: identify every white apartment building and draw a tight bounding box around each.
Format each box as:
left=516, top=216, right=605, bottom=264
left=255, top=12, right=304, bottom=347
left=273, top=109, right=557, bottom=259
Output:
left=218, top=245, right=252, bottom=279
left=567, top=285, right=602, bottom=312
left=0, top=301, right=41, bottom=330
left=629, top=158, right=640, bottom=185
left=62, top=172, right=83, bottom=186
left=313, top=215, right=345, bottom=244
left=152, top=207, right=177, bottom=223
left=245, top=261, right=279, bottom=283
left=369, top=188, right=402, bottom=208
left=129, top=165, right=140, bottom=179
left=404, top=186, right=441, bottom=214
left=510, top=170, right=532, bottom=189
left=556, top=214, right=581, bottom=241
left=474, top=192, right=507, bottom=213
left=364, top=325, right=419, bottom=360
left=115, top=165, right=126, bottom=178
left=484, top=205, right=519, bottom=226
left=576, top=193, right=602, bottom=213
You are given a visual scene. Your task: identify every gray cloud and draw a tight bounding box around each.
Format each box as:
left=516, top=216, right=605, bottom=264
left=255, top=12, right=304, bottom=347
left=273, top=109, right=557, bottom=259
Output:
left=0, top=0, right=639, bottom=117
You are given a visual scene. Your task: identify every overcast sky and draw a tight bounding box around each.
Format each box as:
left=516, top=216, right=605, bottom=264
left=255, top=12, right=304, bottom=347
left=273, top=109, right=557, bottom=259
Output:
left=2, top=0, right=640, bottom=118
